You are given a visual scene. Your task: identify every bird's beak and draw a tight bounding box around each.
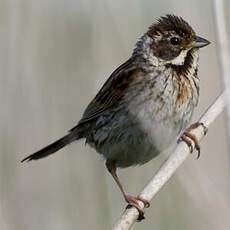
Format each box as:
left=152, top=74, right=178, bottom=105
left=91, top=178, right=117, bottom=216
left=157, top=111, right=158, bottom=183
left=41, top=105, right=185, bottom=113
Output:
left=193, top=36, right=210, bottom=48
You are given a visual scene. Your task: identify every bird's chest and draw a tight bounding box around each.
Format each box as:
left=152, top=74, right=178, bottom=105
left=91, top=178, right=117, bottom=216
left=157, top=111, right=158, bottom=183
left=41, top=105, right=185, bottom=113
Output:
left=126, top=71, right=199, bottom=149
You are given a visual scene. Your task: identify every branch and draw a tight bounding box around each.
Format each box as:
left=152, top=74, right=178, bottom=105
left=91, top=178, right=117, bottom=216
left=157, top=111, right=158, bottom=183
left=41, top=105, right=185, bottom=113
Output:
left=112, top=91, right=226, bottom=230
left=213, top=0, right=230, bottom=147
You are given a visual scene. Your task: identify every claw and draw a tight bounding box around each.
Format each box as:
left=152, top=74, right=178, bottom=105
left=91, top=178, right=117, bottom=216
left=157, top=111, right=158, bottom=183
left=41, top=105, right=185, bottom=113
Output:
left=178, top=122, right=204, bottom=159
left=126, top=203, right=145, bottom=221
left=200, top=122, right=208, bottom=135
left=186, top=122, right=208, bottom=135
left=125, top=195, right=147, bottom=221
left=183, top=131, right=201, bottom=159
left=179, top=134, right=193, bottom=153
left=137, top=196, right=150, bottom=208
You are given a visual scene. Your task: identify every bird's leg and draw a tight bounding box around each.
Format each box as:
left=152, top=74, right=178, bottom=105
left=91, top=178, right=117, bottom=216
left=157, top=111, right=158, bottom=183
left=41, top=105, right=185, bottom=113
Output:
left=105, top=160, right=150, bottom=221
left=178, top=122, right=207, bottom=159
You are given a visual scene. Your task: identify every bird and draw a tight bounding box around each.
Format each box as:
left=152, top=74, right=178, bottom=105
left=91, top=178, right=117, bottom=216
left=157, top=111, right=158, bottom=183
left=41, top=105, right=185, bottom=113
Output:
left=21, top=15, right=210, bottom=220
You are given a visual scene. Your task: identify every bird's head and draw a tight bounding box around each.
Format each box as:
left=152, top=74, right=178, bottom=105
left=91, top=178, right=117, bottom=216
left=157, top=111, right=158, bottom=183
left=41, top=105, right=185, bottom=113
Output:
left=134, top=15, right=210, bottom=67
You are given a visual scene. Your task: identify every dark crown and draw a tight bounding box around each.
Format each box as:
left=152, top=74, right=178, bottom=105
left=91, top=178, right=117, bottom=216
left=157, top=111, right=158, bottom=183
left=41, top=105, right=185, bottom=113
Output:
left=147, top=15, right=195, bottom=38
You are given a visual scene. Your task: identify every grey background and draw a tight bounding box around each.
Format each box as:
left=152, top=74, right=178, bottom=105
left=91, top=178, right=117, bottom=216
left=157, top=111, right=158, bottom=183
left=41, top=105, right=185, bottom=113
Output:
left=0, top=0, right=229, bottom=229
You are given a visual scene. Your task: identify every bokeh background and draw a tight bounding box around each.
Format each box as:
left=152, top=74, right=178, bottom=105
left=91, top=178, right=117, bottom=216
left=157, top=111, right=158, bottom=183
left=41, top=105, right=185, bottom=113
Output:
left=0, top=0, right=230, bottom=229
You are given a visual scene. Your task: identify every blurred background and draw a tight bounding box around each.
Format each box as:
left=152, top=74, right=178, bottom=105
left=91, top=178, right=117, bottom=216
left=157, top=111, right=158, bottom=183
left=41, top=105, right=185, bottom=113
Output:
left=0, top=0, right=229, bottom=229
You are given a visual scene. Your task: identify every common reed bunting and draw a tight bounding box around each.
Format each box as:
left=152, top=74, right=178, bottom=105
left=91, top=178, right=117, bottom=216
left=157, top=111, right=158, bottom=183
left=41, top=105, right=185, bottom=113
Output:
left=22, top=15, right=210, bottom=220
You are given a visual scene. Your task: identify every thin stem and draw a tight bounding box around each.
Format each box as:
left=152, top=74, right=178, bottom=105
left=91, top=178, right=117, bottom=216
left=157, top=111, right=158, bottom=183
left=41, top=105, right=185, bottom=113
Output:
left=213, top=0, right=230, bottom=152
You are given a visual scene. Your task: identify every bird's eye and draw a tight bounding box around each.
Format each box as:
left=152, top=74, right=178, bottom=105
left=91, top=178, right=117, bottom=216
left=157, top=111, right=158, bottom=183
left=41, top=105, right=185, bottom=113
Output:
left=170, top=37, right=180, bottom=45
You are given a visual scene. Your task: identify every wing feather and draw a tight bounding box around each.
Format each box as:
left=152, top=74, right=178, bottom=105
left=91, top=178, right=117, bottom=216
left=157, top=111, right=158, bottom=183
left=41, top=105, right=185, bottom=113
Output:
left=70, top=58, right=137, bottom=131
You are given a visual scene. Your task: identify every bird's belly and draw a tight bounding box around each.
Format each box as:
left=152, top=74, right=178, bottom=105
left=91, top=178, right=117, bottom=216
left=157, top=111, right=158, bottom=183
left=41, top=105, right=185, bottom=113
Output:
left=87, top=106, right=184, bottom=168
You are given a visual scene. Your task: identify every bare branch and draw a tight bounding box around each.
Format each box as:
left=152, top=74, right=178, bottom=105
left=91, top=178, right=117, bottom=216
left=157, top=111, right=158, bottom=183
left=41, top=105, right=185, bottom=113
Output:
left=112, top=92, right=225, bottom=230
left=213, top=0, right=230, bottom=148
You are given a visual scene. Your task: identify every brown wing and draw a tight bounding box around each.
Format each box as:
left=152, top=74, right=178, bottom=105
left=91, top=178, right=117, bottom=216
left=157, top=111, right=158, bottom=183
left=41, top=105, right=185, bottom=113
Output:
left=69, top=58, right=137, bottom=131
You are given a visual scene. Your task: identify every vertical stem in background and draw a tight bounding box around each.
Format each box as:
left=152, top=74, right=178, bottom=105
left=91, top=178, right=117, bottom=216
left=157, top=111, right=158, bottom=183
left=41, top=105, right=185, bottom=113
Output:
left=213, top=0, right=230, bottom=152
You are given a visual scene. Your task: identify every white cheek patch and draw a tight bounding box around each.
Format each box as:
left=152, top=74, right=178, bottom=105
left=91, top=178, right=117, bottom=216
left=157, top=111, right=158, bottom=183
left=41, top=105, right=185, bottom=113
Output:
left=169, top=49, right=188, bottom=65
left=133, top=34, right=191, bottom=68
left=150, top=49, right=189, bottom=67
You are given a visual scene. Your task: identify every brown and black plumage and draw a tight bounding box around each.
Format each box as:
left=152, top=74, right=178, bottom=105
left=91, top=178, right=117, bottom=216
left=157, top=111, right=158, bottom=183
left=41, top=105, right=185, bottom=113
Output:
left=21, top=15, right=210, bottom=219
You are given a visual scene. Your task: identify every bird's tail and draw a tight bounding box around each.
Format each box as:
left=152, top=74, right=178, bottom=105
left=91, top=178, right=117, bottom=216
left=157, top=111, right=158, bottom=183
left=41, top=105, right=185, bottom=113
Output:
left=21, top=132, right=78, bottom=162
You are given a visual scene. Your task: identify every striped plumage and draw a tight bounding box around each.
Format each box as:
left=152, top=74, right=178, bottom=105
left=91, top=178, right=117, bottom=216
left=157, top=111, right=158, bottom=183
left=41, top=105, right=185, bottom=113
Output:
left=21, top=15, right=210, bottom=218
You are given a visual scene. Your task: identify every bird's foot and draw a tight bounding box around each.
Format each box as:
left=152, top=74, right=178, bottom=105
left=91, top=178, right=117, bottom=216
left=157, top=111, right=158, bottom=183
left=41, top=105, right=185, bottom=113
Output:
left=125, top=194, right=150, bottom=221
left=186, top=122, right=208, bottom=135
left=178, top=122, right=207, bottom=159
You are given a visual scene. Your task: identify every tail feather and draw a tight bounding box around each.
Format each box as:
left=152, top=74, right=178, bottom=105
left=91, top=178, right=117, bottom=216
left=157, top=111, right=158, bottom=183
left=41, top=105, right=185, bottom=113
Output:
left=21, top=133, right=76, bottom=162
